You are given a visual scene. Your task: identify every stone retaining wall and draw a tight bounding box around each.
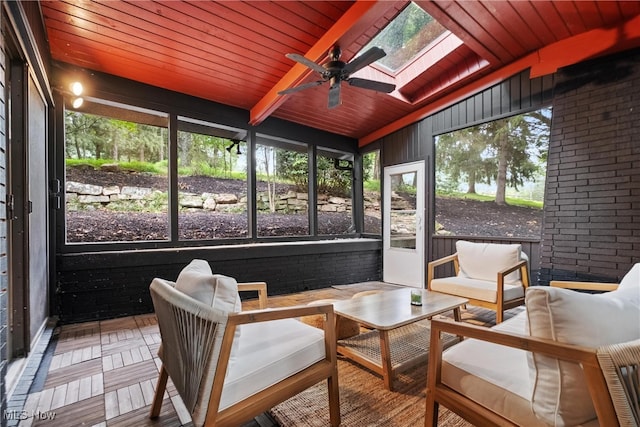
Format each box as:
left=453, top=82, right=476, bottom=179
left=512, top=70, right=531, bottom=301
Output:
left=65, top=181, right=381, bottom=214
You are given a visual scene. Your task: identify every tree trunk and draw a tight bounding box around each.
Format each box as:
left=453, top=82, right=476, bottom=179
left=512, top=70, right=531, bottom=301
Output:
left=495, top=136, right=509, bottom=205
left=467, top=171, right=477, bottom=194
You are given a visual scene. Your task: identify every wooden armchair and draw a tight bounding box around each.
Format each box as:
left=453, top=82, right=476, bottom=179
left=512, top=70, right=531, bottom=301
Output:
left=428, top=241, right=530, bottom=323
left=425, top=275, right=640, bottom=427
left=149, top=277, right=340, bottom=427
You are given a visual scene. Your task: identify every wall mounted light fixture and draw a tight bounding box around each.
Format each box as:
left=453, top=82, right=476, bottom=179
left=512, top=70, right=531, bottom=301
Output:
left=70, top=81, right=84, bottom=108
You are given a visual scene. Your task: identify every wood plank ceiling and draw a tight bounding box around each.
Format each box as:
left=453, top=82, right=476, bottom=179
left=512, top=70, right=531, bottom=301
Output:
left=41, top=1, right=640, bottom=143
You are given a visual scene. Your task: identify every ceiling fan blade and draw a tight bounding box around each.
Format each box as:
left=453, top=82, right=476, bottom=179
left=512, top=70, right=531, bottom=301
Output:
left=328, top=83, right=341, bottom=109
left=343, top=47, right=386, bottom=75
left=285, top=53, right=327, bottom=74
left=348, top=77, right=396, bottom=93
left=278, top=80, right=324, bottom=95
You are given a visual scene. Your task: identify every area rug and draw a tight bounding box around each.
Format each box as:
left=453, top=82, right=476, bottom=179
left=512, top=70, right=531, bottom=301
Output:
left=270, top=330, right=472, bottom=427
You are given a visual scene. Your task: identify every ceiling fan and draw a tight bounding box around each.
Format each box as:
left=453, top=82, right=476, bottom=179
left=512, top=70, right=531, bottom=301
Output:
left=278, top=46, right=396, bottom=109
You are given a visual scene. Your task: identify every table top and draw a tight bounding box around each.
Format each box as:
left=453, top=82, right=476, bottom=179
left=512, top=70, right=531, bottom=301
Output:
left=332, top=288, right=468, bottom=330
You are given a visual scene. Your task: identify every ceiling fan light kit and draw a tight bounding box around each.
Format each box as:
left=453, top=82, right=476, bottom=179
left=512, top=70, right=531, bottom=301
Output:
left=279, top=46, right=396, bottom=109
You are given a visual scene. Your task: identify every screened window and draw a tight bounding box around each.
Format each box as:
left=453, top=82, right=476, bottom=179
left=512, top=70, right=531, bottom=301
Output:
left=317, top=148, right=354, bottom=235
left=363, top=150, right=381, bottom=235
left=256, top=136, right=309, bottom=237
left=434, top=108, right=551, bottom=238
left=177, top=117, right=248, bottom=240
left=64, top=98, right=169, bottom=243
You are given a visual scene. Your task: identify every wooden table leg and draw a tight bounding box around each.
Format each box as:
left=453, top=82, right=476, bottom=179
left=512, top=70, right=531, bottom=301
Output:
left=453, top=306, right=461, bottom=322
left=379, top=329, right=394, bottom=391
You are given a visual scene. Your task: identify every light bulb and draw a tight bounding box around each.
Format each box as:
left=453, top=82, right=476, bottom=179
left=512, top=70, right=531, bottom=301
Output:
left=72, top=97, right=83, bottom=108
left=71, top=81, right=83, bottom=96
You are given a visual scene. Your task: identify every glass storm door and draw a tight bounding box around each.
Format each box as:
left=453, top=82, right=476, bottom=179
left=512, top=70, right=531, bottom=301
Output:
left=383, top=161, right=425, bottom=287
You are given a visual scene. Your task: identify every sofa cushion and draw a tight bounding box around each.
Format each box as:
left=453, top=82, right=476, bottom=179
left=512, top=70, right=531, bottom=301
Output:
left=456, top=241, right=524, bottom=284
left=526, top=285, right=640, bottom=426
left=175, top=259, right=242, bottom=312
left=442, top=312, right=545, bottom=426
left=619, top=263, right=640, bottom=290
left=430, top=276, right=525, bottom=303
left=220, top=318, right=325, bottom=410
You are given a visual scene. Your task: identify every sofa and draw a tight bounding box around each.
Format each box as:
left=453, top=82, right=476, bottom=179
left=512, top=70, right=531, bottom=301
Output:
left=425, top=263, right=640, bottom=426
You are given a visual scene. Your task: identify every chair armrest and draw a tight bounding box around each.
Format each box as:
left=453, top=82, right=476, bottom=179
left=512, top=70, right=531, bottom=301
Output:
left=430, top=318, right=598, bottom=362
left=429, top=253, right=458, bottom=268
left=427, top=253, right=459, bottom=290
left=238, top=282, right=268, bottom=309
left=230, top=304, right=334, bottom=326
left=550, top=281, right=619, bottom=292
left=497, top=259, right=530, bottom=288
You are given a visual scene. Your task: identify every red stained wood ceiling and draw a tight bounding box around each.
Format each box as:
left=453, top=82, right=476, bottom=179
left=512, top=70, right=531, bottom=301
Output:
left=41, top=0, right=640, bottom=144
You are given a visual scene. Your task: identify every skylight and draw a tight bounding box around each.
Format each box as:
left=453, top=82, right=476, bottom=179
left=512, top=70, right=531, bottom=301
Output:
left=362, top=2, right=447, bottom=73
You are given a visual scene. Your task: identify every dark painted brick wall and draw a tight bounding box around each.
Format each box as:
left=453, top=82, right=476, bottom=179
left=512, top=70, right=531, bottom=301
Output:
left=56, top=240, right=381, bottom=324
left=539, top=49, right=640, bottom=284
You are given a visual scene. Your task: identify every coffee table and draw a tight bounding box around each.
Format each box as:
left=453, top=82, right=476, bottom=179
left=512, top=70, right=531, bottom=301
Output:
left=332, top=288, right=467, bottom=391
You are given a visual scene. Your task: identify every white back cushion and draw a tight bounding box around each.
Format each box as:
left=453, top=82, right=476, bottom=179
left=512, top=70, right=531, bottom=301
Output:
left=175, top=259, right=241, bottom=312
left=526, top=285, right=640, bottom=425
left=456, top=241, right=524, bottom=284
left=619, top=263, right=640, bottom=290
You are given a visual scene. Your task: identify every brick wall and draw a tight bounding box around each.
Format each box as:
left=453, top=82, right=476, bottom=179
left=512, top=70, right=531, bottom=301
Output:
left=56, top=240, right=382, bottom=324
left=539, top=49, right=640, bottom=284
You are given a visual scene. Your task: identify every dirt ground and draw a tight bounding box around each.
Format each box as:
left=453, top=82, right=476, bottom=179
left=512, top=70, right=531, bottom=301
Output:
left=65, top=167, right=542, bottom=242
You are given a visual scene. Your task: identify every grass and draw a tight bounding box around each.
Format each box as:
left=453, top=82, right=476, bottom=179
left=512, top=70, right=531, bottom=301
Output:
left=364, top=179, right=380, bottom=192
left=66, top=158, right=165, bottom=174
left=436, top=191, right=543, bottom=209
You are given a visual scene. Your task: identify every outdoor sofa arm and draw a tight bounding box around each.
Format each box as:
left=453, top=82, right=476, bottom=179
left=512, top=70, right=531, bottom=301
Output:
left=238, top=281, right=268, bottom=309
left=427, top=253, right=459, bottom=290
left=425, top=318, right=617, bottom=427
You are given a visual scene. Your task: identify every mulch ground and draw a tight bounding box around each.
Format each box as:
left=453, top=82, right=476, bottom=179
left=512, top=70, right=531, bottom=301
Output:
left=65, top=167, right=542, bottom=242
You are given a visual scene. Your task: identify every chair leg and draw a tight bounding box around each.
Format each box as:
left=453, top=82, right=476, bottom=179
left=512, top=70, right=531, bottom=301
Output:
left=424, top=391, right=439, bottom=427
left=327, top=372, right=341, bottom=427
left=496, top=308, right=504, bottom=324
left=150, top=365, right=169, bottom=418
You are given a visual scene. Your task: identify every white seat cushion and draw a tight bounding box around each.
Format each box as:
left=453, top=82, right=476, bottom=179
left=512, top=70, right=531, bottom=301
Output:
left=441, top=312, right=546, bottom=426
left=430, top=276, right=525, bottom=303
left=220, top=318, right=325, bottom=410
left=526, top=283, right=640, bottom=426
left=442, top=311, right=603, bottom=427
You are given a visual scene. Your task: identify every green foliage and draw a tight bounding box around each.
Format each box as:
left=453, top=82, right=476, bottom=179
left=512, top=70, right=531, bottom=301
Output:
left=65, top=158, right=165, bottom=174
left=435, top=108, right=551, bottom=204
left=364, top=179, right=380, bottom=192
left=65, top=111, right=168, bottom=163
left=276, top=150, right=353, bottom=197
left=365, top=2, right=445, bottom=70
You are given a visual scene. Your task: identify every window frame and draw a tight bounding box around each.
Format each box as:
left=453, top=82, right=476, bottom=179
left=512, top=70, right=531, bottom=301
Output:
left=57, top=94, right=364, bottom=253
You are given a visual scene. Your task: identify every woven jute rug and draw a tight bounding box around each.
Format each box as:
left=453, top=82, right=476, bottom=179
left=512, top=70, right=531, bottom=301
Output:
left=270, top=324, right=472, bottom=427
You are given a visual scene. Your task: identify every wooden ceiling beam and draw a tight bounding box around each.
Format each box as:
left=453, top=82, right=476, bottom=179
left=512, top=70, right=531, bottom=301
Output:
left=530, top=13, right=640, bottom=77
left=249, top=0, right=401, bottom=126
